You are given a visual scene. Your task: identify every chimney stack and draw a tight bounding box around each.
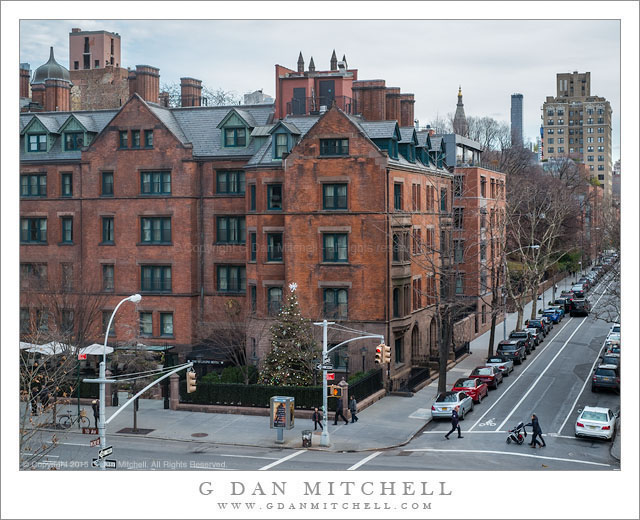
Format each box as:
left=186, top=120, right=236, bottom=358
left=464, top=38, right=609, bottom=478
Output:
left=180, top=77, right=203, bottom=107
left=128, top=65, right=160, bottom=103
left=20, top=63, right=31, bottom=98
left=385, top=87, right=401, bottom=122
left=399, top=93, right=415, bottom=127
left=352, top=79, right=387, bottom=121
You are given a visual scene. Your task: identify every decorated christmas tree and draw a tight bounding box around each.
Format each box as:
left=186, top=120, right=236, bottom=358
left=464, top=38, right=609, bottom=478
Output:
left=260, top=283, right=319, bottom=386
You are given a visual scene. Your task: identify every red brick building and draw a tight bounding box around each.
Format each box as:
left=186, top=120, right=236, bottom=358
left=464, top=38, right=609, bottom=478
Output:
left=20, top=54, right=461, bottom=389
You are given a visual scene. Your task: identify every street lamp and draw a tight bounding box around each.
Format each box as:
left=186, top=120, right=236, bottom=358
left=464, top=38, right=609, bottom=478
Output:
left=99, top=293, right=141, bottom=470
left=503, top=245, right=540, bottom=339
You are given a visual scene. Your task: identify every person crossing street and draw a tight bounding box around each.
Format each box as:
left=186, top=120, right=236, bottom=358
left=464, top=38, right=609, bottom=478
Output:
left=526, top=413, right=546, bottom=448
left=333, top=396, right=349, bottom=425
left=445, top=406, right=463, bottom=439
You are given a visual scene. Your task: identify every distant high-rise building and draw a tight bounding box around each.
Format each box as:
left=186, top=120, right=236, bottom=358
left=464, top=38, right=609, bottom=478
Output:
left=541, top=71, right=613, bottom=200
left=510, top=93, right=523, bottom=147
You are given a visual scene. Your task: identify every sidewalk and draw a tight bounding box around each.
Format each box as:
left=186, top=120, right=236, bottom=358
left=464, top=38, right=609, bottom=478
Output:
left=59, top=276, right=571, bottom=452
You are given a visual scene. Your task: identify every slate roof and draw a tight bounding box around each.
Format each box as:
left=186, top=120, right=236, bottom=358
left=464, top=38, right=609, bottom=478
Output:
left=357, top=121, right=398, bottom=139
left=430, top=136, right=443, bottom=150
left=415, top=130, right=430, bottom=147
left=399, top=127, right=417, bottom=144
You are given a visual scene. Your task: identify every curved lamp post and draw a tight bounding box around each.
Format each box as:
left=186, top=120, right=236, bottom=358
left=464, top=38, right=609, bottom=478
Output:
left=99, top=294, right=141, bottom=470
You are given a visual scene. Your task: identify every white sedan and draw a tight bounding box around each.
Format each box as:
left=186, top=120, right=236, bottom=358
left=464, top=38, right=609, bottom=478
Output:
left=575, top=406, right=617, bottom=440
left=431, top=391, right=474, bottom=420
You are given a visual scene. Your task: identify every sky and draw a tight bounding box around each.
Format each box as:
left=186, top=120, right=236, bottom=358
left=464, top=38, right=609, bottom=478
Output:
left=18, top=18, right=621, bottom=159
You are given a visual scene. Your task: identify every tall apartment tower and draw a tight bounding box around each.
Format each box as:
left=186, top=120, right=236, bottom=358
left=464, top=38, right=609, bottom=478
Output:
left=510, top=93, right=523, bottom=147
left=541, top=71, right=613, bottom=199
left=69, top=28, right=121, bottom=70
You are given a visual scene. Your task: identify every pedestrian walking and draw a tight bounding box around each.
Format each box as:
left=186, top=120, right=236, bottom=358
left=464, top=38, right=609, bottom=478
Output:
left=31, top=386, right=40, bottom=416
left=40, top=387, right=50, bottom=412
left=312, top=407, right=323, bottom=431
left=349, top=396, right=358, bottom=423
left=526, top=413, right=546, bottom=448
left=92, top=399, right=100, bottom=429
left=333, top=396, right=349, bottom=425
left=444, top=406, right=463, bottom=439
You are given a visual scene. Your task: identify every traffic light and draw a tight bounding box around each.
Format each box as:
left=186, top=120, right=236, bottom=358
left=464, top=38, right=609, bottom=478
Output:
left=328, top=385, right=342, bottom=398
left=186, top=369, right=197, bottom=393
left=375, top=344, right=383, bottom=364
left=383, top=344, right=391, bottom=364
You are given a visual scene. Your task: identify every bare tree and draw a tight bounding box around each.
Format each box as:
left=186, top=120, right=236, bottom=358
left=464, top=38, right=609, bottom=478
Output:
left=160, top=82, right=241, bottom=107
left=194, top=299, right=268, bottom=384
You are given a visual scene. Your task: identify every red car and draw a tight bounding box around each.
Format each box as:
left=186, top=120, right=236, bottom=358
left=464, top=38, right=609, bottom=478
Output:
left=451, top=378, right=489, bottom=403
left=468, top=366, right=504, bottom=389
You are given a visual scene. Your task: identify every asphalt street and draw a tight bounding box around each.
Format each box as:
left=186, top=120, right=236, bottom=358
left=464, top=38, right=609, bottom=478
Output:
left=26, top=271, right=620, bottom=472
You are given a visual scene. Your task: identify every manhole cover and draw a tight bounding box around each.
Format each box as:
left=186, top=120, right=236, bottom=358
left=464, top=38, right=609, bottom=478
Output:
left=191, top=432, right=208, bottom=438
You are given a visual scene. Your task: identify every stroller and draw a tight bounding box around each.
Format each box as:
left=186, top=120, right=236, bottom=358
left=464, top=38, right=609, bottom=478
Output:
left=506, top=421, right=527, bottom=445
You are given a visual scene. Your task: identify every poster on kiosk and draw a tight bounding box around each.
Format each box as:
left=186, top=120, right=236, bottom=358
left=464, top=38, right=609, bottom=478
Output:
left=270, top=396, right=294, bottom=430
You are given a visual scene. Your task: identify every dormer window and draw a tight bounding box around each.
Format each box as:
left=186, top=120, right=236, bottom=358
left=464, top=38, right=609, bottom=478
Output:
left=274, top=133, right=288, bottom=159
left=64, top=132, right=84, bottom=151
left=225, top=128, right=246, bottom=147
left=28, top=134, right=47, bottom=152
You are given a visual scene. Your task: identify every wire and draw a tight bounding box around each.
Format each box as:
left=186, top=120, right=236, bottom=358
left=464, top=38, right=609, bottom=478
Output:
left=109, top=362, right=191, bottom=380
left=326, top=323, right=381, bottom=337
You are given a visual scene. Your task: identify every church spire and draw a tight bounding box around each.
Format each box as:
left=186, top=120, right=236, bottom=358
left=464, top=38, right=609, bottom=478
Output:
left=453, top=85, right=469, bottom=137
left=297, top=51, right=304, bottom=73
left=330, top=49, right=337, bottom=71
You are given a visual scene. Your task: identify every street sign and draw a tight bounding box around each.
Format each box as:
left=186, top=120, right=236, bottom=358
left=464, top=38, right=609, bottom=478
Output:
left=326, top=373, right=335, bottom=380
left=78, top=353, right=87, bottom=360
left=89, top=438, right=100, bottom=447
left=82, top=427, right=99, bottom=435
left=321, top=364, right=334, bottom=370
left=98, top=446, right=113, bottom=459
left=92, top=458, right=116, bottom=469
left=316, top=363, right=322, bottom=370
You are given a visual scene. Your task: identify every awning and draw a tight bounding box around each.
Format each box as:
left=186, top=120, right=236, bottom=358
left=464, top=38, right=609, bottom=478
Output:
left=115, top=343, right=173, bottom=352
left=79, top=343, right=114, bottom=356
left=20, top=341, right=70, bottom=355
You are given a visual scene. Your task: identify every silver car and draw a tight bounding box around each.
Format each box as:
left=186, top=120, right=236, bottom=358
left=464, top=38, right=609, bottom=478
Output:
left=485, top=355, right=515, bottom=376
left=525, top=327, right=542, bottom=346
left=431, top=391, right=474, bottom=420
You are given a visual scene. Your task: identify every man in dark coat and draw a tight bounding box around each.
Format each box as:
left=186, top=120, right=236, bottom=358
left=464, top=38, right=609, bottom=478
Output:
left=526, top=413, right=546, bottom=447
left=349, top=396, right=358, bottom=423
left=445, top=406, right=463, bottom=439
left=312, top=407, right=323, bottom=431
left=92, top=400, right=100, bottom=429
left=333, top=396, right=349, bottom=425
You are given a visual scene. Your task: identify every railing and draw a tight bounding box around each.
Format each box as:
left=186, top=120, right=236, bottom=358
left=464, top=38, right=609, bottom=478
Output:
left=349, top=368, right=383, bottom=402
left=407, top=367, right=431, bottom=392
left=454, top=341, right=470, bottom=360
left=286, top=96, right=357, bottom=116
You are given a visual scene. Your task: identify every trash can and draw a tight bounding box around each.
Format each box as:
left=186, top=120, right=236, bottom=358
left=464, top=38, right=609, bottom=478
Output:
left=302, top=430, right=312, bottom=448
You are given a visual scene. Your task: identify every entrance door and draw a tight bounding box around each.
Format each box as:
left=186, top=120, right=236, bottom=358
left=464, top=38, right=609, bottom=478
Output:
left=319, top=80, right=335, bottom=108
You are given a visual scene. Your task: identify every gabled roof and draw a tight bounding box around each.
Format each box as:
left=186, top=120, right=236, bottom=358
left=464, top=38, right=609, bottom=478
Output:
left=148, top=105, right=189, bottom=144
left=357, top=120, right=400, bottom=140
left=70, top=114, right=100, bottom=133
left=21, top=114, right=62, bottom=135
left=415, top=130, right=431, bottom=147
left=216, top=107, right=257, bottom=129
left=399, top=126, right=418, bottom=145
left=430, top=136, right=443, bottom=151
left=269, top=120, right=301, bottom=135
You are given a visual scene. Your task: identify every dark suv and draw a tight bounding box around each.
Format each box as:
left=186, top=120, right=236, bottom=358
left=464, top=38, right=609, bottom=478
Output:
left=509, top=330, right=534, bottom=353
left=496, top=339, right=527, bottom=365
left=526, top=318, right=549, bottom=336
left=570, top=299, right=590, bottom=317
left=591, top=364, right=620, bottom=394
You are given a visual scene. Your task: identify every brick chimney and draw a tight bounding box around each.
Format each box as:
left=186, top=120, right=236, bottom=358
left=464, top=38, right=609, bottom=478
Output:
left=352, top=79, right=387, bottom=121
left=180, top=77, right=203, bottom=107
left=385, top=87, right=401, bottom=122
left=44, top=78, right=71, bottom=111
left=128, top=65, right=160, bottom=103
left=20, top=63, right=31, bottom=98
left=399, top=93, right=415, bottom=127
left=159, top=91, right=170, bottom=107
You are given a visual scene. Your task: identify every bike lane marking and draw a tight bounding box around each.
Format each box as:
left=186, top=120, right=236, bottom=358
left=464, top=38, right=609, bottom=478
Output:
left=404, top=448, right=611, bottom=467
left=347, top=451, right=381, bottom=471
left=496, top=283, right=611, bottom=432
left=467, top=316, right=576, bottom=432
left=258, top=450, right=306, bottom=470
left=556, top=336, right=610, bottom=435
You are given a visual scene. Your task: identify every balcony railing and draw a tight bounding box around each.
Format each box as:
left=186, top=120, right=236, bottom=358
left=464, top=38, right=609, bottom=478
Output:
left=285, top=96, right=357, bottom=116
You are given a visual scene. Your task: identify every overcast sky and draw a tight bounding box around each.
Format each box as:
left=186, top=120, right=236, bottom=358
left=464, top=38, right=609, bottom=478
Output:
left=18, top=18, right=621, bottom=158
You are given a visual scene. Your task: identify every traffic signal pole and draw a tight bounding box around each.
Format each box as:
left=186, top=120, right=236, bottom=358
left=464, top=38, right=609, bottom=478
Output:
left=313, top=320, right=384, bottom=448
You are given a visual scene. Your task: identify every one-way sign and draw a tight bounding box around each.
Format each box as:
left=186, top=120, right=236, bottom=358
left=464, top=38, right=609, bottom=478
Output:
left=98, top=446, right=113, bottom=459
left=92, top=459, right=116, bottom=469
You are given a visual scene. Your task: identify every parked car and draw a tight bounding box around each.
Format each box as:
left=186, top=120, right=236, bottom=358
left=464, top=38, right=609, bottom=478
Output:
left=609, top=323, right=621, bottom=335
left=509, top=330, right=534, bottom=353
left=606, top=331, right=621, bottom=343
left=575, top=406, right=617, bottom=440
left=553, top=297, right=572, bottom=313
left=485, top=355, right=515, bottom=376
left=599, top=352, right=620, bottom=368
left=605, top=344, right=621, bottom=355
left=431, top=391, right=474, bottom=420
left=540, top=316, right=554, bottom=330
left=469, top=365, right=504, bottom=389
left=525, top=327, right=542, bottom=346
left=578, top=277, right=591, bottom=290
left=542, top=308, right=562, bottom=324
left=526, top=318, right=549, bottom=336
left=548, top=304, right=565, bottom=318
left=451, top=378, right=489, bottom=404
left=571, top=287, right=585, bottom=299
left=496, top=339, right=527, bottom=364
left=569, top=299, right=590, bottom=317
left=591, top=364, right=620, bottom=394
